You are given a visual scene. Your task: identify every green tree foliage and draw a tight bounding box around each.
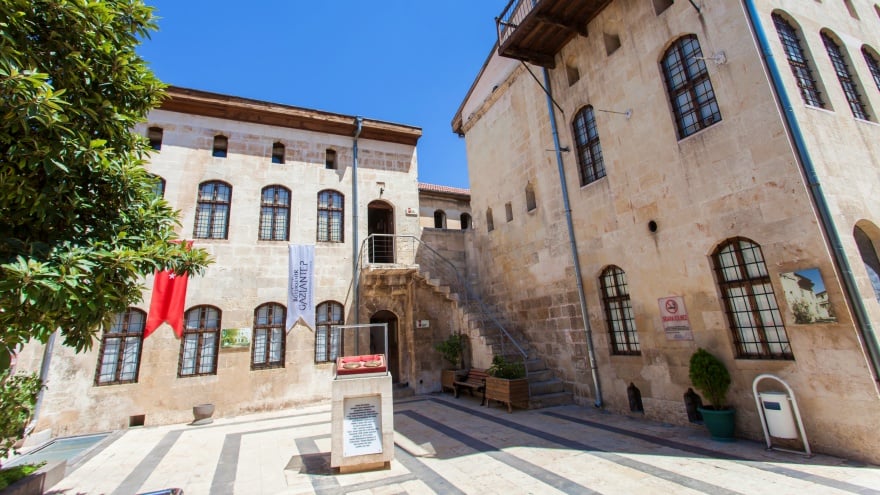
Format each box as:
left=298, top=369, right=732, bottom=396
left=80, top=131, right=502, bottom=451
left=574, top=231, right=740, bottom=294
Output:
left=0, top=0, right=211, bottom=355
left=0, top=371, right=42, bottom=460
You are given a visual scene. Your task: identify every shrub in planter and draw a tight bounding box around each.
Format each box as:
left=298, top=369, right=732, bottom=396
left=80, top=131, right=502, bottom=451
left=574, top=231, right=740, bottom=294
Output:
left=435, top=333, right=464, bottom=369
left=486, top=355, right=528, bottom=413
left=689, top=347, right=735, bottom=441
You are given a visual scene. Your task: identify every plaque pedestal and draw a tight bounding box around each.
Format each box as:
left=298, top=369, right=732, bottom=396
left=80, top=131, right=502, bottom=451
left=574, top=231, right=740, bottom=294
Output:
left=330, top=372, right=394, bottom=473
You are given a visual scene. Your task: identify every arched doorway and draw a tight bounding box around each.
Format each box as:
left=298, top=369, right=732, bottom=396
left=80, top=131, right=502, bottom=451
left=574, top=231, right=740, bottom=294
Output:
left=368, top=200, right=394, bottom=263
left=370, top=310, right=399, bottom=383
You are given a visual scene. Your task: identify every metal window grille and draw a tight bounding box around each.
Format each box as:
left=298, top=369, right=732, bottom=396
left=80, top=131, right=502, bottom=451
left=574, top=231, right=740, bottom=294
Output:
left=95, top=308, right=145, bottom=385
left=599, top=266, right=640, bottom=355
left=315, top=301, right=344, bottom=363
left=259, top=186, right=290, bottom=241
left=150, top=175, right=166, bottom=198
left=822, top=33, right=869, bottom=120
left=773, top=14, right=825, bottom=108
left=662, top=35, right=722, bottom=138
left=713, top=239, right=793, bottom=360
left=194, top=182, right=231, bottom=239
left=179, top=306, right=221, bottom=377
left=862, top=47, right=880, bottom=92
left=252, top=303, right=286, bottom=369
left=317, top=190, right=344, bottom=242
left=572, top=106, right=606, bottom=185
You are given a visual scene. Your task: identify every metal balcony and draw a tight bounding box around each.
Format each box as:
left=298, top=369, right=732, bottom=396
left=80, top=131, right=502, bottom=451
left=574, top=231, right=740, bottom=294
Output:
left=496, top=0, right=611, bottom=68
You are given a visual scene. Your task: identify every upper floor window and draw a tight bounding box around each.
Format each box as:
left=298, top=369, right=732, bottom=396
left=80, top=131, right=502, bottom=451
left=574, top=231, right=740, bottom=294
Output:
left=95, top=308, right=145, bottom=385
left=271, top=142, right=285, bottom=164
left=653, top=0, right=674, bottom=15
left=712, top=238, right=792, bottom=360
left=212, top=135, right=228, bottom=158
left=252, top=303, right=286, bottom=370
left=772, top=13, right=825, bottom=108
left=315, top=301, right=344, bottom=363
left=486, top=207, right=495, bottom=232
left=862, top=46, right=880, bottom=91
left=434, top=210, right=447, bottom=229
left=194, top=181, right=232, bottom=239
left=525, top=183, right=537, bottom=212
left=259, top=185, right=291, bottom=241
left=179, top=305, right=221, bottom=376
left=150, top=174, right=166, bottom=198
left=661, top=35, right=722, bottom=139
left=148, top=127, right=163, bottom=151
left=317, top=190, right=344, bottom=242
left=822, top=31, right=870, bottom=120
left=599, top=266, right=640, bottom=355
left=505, top=202, right=513, bottom=222
left=572, top=105, right=606, bottom=185
left=325, top=149, right=337, bottom=170
left=460, top=213, right=472, bottom=230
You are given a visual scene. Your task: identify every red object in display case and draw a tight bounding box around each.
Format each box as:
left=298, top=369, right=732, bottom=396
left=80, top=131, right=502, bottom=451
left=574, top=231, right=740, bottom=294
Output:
left=335, top=354, right=387, bottom=376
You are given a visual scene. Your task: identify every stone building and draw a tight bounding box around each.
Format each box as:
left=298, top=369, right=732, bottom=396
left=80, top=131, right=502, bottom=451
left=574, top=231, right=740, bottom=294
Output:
left=452, top=0, right=880, bottom=462
left=16, top=88, right=477, bottom=437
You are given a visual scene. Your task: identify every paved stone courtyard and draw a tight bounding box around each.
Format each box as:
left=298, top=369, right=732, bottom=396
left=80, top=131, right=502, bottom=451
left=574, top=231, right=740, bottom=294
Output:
left=46, top=394, right=880, bottom=494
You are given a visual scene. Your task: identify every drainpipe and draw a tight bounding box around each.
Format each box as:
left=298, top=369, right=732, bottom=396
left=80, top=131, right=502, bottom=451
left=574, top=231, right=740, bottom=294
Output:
left=353, top=117, right=363, bottom=327
left=742, top=0, right=880, bottom=383
left=27, top=330, right=56, bottom=434
left=542, top=68, right=603, bottom=407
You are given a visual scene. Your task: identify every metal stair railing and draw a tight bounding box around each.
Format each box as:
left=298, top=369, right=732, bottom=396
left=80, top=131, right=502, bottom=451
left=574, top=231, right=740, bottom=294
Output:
left=357, top=234, right=529, bottom=374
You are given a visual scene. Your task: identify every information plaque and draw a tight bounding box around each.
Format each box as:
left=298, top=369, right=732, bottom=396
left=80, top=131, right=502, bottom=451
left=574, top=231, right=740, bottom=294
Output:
left=342, top=395, right=383, bottom=457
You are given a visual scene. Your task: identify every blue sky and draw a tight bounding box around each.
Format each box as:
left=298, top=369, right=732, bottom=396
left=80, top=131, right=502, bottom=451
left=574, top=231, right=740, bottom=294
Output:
left=137, top=1, right=507, bottom=189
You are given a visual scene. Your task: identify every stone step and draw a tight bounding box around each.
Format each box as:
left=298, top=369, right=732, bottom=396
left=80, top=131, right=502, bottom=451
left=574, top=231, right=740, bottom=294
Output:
left=528, top=391, right=574, bottom=409
left=392, top=384, right=414, bottom=400
left=525, top=358, right=546, bottom=372
left=526, top=368, right=554, bottom=382
left=528, top=378, right=565, bottom=396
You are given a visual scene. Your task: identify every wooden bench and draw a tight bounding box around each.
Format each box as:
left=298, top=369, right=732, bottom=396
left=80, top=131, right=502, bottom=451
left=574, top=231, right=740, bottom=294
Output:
left=453, top=369, right=488, bottom=406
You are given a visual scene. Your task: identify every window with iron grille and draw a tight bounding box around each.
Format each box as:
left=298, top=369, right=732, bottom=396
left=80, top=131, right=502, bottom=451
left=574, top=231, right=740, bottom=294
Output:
left=661, top=35, right=722, bottom=139
left=772, top=14, right=825, bottom=108
left=271, top=142, right=285, bottom=164
left=194, top=181, right=232, bottom=239
left=259, top=185, right=290, bottom=241
left=150, top=174, right=166, bottom=198
left=822, top=32, right=870, bottom=120
left=252, top=303, right=286, bottom=370
left=315, top=301, right=344, bottom=363
left=712, top=238, right=793, bottom=360
left=599, top=266, right=640, bottom=355
left=571, top=106, right=606, bottom=185
left=862, top=46, right=880, bottom=91
left=179, top=306, right=221, bottom=377
left=317, top=190, right=344, bottom=242
left=95, top=308, right=145, bottom=385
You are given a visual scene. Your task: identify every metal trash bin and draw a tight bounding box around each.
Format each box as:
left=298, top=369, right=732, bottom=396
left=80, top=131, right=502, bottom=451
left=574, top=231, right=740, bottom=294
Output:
left=759, top=391, right=798, bottom=439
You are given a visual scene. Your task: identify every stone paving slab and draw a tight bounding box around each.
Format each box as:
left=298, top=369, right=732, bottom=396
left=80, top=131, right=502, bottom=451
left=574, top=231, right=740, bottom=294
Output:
left=45, top=394, right=880, bottom=495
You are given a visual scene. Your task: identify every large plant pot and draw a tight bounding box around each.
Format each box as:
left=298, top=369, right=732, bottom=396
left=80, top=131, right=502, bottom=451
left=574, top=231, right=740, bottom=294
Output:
left=485, top=376, right=529, bottom=413
left=697, top=407, right=735, bottom=442
left=192, top=403, right=215, bottom=425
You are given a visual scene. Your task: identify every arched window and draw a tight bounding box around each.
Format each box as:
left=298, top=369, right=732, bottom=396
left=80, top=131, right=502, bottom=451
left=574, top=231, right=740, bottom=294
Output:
left=259, top=185, right=290, bottom=241
left=315, top=301, right=344, bottom=363
left=179, top=306, right=221, bottom=376
left=149, top=174, right=166, bottom=198
left=434, top=210, right=447, bottom=229
left=212, top=135, right=228, bottom=158
left=95, top=308, right=145, bottom=385
left=772, top=13, right=825, bottom=108
left=861, top=46, right=880, bottom=91
left=460, top=213, right=472, bottom=230
left=194, top=181, right=232, bottom=239
left=854, top=225, right=880, bottom=303
left=712, top=238, right=792, bottom=359
left=317, top=190, right=344, bottom=242
left=271, top=142, right=285, bottom=164
left=325, top=149, right=337, bottom=170
left=525, top=183, right=537, bottom=212
left=252, top=303, right=286, bottom=369
left=600, top=266, right=640, bottom=355
left=572, top=105, right=606, bottom=185
left=661, top=35, right=722, bottom=139
left=148, top=127, right=163, bottom=151
left=486, top=207, right=495, bottom=232
left=822, top=31, right=870, bottom=120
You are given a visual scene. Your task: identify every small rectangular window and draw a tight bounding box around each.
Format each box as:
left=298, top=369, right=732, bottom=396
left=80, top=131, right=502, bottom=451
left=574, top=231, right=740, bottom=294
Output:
left=212, top=135, right=228, bottom=158
left=505, top=202, right=513, bottom=222
left=148, top=127, right=163, bottom=151
left=271, top=142, right=285, bottom=164
left=325, top=149, right=337, bottom=170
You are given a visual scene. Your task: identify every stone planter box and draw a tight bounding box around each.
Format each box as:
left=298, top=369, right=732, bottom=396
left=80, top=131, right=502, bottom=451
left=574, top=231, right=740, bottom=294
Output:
left=485, top=376, right=529, bottom=413
left=1, top=460, right=66, bottom=495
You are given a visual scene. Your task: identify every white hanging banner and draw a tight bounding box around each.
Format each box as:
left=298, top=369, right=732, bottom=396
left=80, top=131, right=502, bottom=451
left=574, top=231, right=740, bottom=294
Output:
left=287, top=244, right=315, bottom=331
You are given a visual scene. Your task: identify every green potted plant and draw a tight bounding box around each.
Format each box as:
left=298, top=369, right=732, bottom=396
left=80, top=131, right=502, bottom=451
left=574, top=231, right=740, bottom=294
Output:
left=689, top=347, right=735, bottom=441
left=485, top=355, right=529, bottom=413
left=435, top=333, right=465, bottom=393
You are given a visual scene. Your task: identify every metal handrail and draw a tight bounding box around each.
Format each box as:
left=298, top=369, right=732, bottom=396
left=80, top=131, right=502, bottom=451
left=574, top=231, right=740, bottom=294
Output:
left=497, top=0, right=538, bottom=47
left=356, top=234, right=529, bottom=373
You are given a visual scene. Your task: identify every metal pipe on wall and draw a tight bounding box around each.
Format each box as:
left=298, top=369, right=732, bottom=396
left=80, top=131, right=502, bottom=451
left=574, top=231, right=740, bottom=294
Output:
left=353, top=117, right=363, bottom=326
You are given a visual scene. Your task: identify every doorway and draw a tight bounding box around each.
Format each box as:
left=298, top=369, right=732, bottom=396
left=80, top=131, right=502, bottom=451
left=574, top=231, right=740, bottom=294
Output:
left=370, top=310, right=399, bottom=383
left=367, top=200, right=394, bottom=263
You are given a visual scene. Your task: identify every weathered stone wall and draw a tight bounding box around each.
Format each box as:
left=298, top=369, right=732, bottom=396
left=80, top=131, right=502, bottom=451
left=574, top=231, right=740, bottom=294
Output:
left=459, top=0, right=880, bottom=462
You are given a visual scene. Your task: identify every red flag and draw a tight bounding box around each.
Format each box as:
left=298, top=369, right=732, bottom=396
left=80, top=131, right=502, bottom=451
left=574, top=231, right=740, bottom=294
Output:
left=144, top=242, right=192, bottom=338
